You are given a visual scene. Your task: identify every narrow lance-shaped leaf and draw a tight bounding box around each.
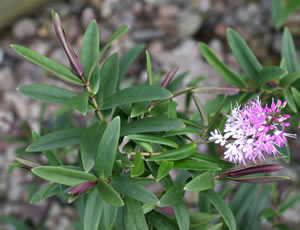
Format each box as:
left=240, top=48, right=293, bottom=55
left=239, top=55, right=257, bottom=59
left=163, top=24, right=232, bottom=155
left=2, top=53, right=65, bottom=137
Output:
left=159, top=184, right=185, bottom=207
left=156, top=161, right=174, bottom=181
left=173, top=201, right=190, bottom=230
left=97, top=178, right=124, bottom=207
left=11, top=45, right=83, bottom=85
left=146, top=50, right=153, bottom=85
left=282, top=27, right=300, bottom=73
left=52, top=11, right=84, bottom=77
left=18, top=84, right=77, bottom=106
left=70, top=92, right=89, bottom=115
left=227, top=28, right=262, bottom=83
left=131, top=152, right=144, bottom=177
left=98, top=201, right=118, bottom=230
left=192, top=94, right=208, bottom=126
left=32, top=166, right=97, bottom=186
left=199, top=43, right=247, bottom=88
left=184, top=171, right=215, bottom=192
left=127, top=134, right=178, bottom=148
left=283, top=89, right=297, bottom=113
left=30, top=183, right=63, bottom=204
left=202, top=190, right=236, bottom=230
left=256, top=66, right=287, bottom=87
left=96, top=117, right=120, bottom=178
left=124, top=197, right=149, bottom=230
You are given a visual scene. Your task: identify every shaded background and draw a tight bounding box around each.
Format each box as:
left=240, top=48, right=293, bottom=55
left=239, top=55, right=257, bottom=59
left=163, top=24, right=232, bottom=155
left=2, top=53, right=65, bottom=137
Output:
left=0, top=0, right=299, bottom=229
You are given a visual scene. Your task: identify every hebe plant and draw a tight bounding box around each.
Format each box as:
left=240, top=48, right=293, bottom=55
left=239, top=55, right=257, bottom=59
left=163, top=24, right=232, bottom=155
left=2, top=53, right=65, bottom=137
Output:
left=8, top=10, right=300, bottom=230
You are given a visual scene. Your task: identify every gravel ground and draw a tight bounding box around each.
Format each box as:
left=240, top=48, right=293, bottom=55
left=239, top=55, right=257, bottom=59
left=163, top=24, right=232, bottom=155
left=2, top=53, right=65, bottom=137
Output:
left=0, top=0, right=299, bottom=229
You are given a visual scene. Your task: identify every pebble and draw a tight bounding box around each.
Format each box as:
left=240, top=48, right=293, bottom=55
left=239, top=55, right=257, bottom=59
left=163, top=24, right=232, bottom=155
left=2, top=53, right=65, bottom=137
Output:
left=177, top=10, right=202, bottom=40
left=81, top=7, right=96, bottom=28
left=12, top=18, right=37, bottom=40
left=0, top=67, right=15, bottom=91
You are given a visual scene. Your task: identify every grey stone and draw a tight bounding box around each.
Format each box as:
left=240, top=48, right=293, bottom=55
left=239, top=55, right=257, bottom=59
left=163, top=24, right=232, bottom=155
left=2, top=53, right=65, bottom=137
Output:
left=81, top=7, right=96, bottom=28
left=177, top=10, right=202, bottom=40
left=13, top=18, right=37, bottom=40
left=0, top=67, right=15, bottom=91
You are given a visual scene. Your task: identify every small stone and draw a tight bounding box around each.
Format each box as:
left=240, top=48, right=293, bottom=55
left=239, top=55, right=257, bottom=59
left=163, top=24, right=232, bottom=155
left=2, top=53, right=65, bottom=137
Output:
left=50, top=48, right=69, bottom=67
left=131, top=29, right=166, bottom=43
left=177, top=10, right=202, bottom=40
left=197, top=0, right=211, bottom=13
left=81, top=7, right=96, bottom=28
left=13, top=18, right=37, bottom=40
left=158, top=4, right=179, bottom=18
left=0, top=67, right=15, bottom=91
left=28, top=40, right=51, bottom=56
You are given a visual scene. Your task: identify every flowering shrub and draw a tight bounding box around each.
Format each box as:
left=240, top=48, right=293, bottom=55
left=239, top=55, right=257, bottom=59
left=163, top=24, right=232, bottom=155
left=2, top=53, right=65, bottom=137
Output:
left=3, top=9, right=300, bottom=230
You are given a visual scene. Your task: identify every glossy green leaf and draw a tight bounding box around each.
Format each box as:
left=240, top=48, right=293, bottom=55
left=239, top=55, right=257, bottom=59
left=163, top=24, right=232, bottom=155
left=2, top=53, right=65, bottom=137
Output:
left=100, top=85, right=172, bottom=110
left=156, top=161, right=174, bottom=181
left=96, top=53, right=119, bottom=103
left=96, top=117, right=120, bottom=178
left=282, top=28, right=299, bottom=73
left=184, top=171, right=215, bottom=192
left=124, top=197, right=149, bottom=230
left=271, top=0, right=284, bottom=26
left=30, top=183, right=62, bottom=203
left=148, top=211, right=178, bottom=230
left=32, top=166, right=97, bottom=186
left=147, top=143, right=196, bottom=161
left=84, top=187, right=104, bottom=230
left=163, top=127, right=202, bottom=137
left=18, top=84, right=77, bottom=106
left=291, top=87, right=300, bottom=108
left=280, top=72, right=300, bottom=86
left=130, top=102, right=148, bottom=118
left=71, top=92, right=89, bottom=115
left=111, top=176, right=159, bottom=204
left=173, top=159, right=221, bottom=171
left=98, top=201, right=118, bottom=230
left=202, top=190, right=236, bottom=230
left=279, top=194, right=300, bottom=213
left=134, top=140, right=153, bottom=152
left=283, top=89, right=297, bottom=113
left=81, top=122, right=107, bottom=172
left=130, top=177, right=156, bottom=186
left=159, top=184, right=184, bottom=207
left=199, top=43, right=247, bottom=88
left=173, top=201, right=190, bottom=230
left=127, top=134, right=178, bottom=148
left=142, top=203, right=156, bottom=214
left=257, top=66, right=287, bottom=87
left=190, top=153, right=234, bottom=168
left=27, top=128, right=84, bottom=152
left=146, top=50, right=153, bottom=85
left=120, top=117, right=185, bottom=136
left=208, top=223, right=223, bottom=230
left=190, top=212, right=220, bottom=228
left=88, top=25, right=129, bottom=82
left=11, top=45, right=83, bottom=85
left=131, top=152, right=144, bottom=177
left=227, top=28, right=262, bottom=82
left=119, top=44, right=145, bottom=87
left=97, top=178, right=124, bottom=207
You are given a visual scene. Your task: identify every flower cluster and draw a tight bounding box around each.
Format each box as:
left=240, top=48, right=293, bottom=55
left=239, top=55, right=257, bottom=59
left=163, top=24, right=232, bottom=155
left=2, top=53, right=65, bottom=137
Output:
left=209, top=97, right=296, bottom=165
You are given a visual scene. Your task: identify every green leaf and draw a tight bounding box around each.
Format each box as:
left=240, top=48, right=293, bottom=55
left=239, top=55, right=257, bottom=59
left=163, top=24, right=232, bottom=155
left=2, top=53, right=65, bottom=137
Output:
left=227, top=28, right=262, bottom=82
left=282, top=28, right=299, bottom=73
left=111, top=176, right=159, bottom=204
left=98, top=202, right=118, bottom=230
left=11, top=45, right=83, bottom=85
left=257, top=66, right=287, bottom=87
left=27, top=128, right=83, bottom=152
left=202, top=190, right=236, bottom=230
left=84, top=187, right=104, bottom=230
left=18, top=84, right=77, bottom=106
left=148, top=211, right=178, bottom=230
left=120, top=117, right=185, bottom=136
left=276, top=0, right=300, bottom=28
left=190, top=212, right=220, bottom=228
left=97, top=178, right=124, bottom=206
left=283, top=89, right=297, bottom=113
left=131, top=152, right=145, bottom=177
left=184, top=171, right=215, bottom=192
left=32, top=166, right=97, bottom=186
left=280, top=72, right=300, bottom=86
left=278, top=143, right=291, bottom=163
left=173, top=201, right=190, bottom=230
left=173, top=159, right=221, bottom=171
left=147, top=143, right=196, bottom=161
left=159, top=184, right=185, bottom=207
left=119, top=44, right=145, bottom=87
left=199, top=42, right=247, bottom=88
left=163, top=127, right=202, bottom=137
left=71, top=92, right=89, bottom=115
left=96, top=117, right=120, bottom=178
left=81, top=122, right=107, bottom=172
left=192, top=94, right=208, bottom=126
left=88, top=25, right=129, bottom=82
left=0, top=216, right=30, bottom=230
left=146, top=50, right=153, bottom=85
left=291, top=87, right=300, bottom=108
left=227, top=176, right=290, bottom=183
left=190, top=153, right=234, bottom=168
left=157, top=161, right=174, bottom=181
left=271, top=0, right=284, bottom=26
left=100, top=85, right=172, bottom=110
left=127, top=134, right=178, bottom=148
left=134, top=140, right=153, bottom=152
left=96, top=53, right=119, bottom=103
left=279, top=194, right=300, bottom=213
left=124, top=197, right=149, bottom=230
left=30, top=183, right=62, bottom=203
left=81, top=20, right=99, bottom=89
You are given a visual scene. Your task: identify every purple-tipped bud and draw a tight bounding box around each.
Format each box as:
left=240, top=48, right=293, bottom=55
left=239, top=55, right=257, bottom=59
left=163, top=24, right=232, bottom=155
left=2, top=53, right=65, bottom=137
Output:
left=161, top=66, right=179, bottom=88
left=220, top=164, right=283, bottom=179
left=68, top=180, right=98, bottom=196
left=52, top=11, right=84, bottom=77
